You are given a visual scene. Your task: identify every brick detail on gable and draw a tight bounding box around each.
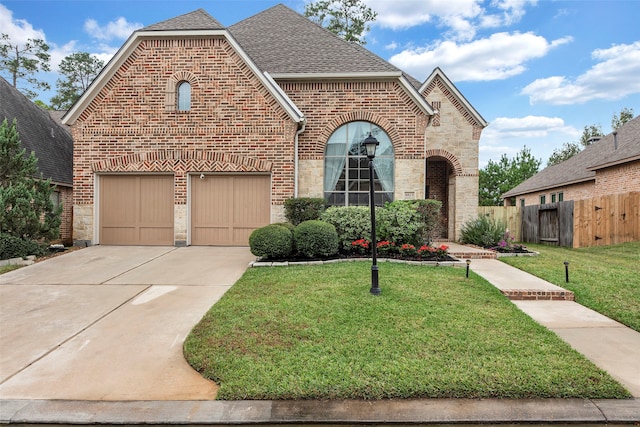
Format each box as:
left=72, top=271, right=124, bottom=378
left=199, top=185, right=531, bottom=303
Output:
left=423, top=76, right=482, bottom=129
left=91, top=150, right=272, bottom=173
left=425, top=149, right=463, bottom=176
left=279, top=80, right=427, bottom=160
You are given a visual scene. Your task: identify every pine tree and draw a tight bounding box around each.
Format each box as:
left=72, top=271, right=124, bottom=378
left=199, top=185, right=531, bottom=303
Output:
left=0, top=118, right=61, bottom=241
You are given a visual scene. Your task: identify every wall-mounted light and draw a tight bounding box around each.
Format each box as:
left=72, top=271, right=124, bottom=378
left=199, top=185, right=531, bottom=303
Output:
left=200, top=173, right=205, bottom=180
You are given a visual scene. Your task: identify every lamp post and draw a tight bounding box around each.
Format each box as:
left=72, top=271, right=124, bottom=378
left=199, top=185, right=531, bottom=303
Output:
left=363, top=133, right=380, bottom=296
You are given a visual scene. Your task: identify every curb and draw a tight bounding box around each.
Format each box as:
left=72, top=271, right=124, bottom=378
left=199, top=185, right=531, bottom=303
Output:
left=2, top=398, right=639, bottom=424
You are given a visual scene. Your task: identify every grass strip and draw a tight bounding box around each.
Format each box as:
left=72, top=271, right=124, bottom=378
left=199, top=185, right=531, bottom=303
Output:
left=185, top=262, right=629, bottom=400
left=500, top=241, right=640, bottom=332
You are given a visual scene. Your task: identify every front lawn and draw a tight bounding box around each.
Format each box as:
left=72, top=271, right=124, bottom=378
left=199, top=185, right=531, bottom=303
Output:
left=500, top=241, right=640, bottom=332
left=184, top=262, right=629, bottom=400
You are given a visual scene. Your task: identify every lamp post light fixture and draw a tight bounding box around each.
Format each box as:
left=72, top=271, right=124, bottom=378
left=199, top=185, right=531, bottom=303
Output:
left=363, top=133, right=380, bottom=296
left=466, top=259, right=471, bottom=278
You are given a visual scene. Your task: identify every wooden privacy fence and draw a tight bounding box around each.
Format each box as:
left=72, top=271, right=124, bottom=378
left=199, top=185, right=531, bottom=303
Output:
left=573, top=191, right=640, bottom=248
left=519, top=191, right=639, bottom=248
left=478, top=206, right=521, bottom=242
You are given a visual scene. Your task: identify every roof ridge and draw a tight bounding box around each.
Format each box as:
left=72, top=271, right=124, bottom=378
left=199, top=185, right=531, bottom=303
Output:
left=142, top=8, right=224, bottom=31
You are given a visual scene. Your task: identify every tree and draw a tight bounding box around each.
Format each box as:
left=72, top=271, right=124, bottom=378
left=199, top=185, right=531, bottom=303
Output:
left=547, top=142, right=581, bottom=166
left=0, top=118, right=61, bottom=241
left=304, top=0, right=377, bottom=45
left=50, top=52, right=104, bottom=110
left=479, top=146, right=541, bottom=206
left=0, top=33, right=51, bottom=99
left=612, top=107, right=634, bottom=130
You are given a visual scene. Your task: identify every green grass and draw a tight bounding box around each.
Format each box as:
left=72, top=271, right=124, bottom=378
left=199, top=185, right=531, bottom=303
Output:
left=500, top=241, right=640, bottom=332
left=184, top=262, right=629, bottom=400
left=0, top=264, right=22, bottom=274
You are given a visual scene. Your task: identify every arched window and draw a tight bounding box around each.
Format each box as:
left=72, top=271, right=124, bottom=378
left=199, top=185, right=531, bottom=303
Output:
left=324, top=121, right=394, bottom=206
left=177, top=81, right=191, bottom=111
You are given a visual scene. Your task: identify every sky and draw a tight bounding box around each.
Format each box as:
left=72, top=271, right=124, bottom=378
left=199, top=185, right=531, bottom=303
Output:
left=1, top=0, right=639, bottom=168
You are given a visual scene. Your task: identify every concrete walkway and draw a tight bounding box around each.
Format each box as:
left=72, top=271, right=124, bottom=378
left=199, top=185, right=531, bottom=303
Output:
left=1, top=244, right=639, bottom=424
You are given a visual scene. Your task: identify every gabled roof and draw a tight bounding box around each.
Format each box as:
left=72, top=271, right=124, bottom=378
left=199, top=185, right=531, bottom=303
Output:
left=228, top=4, right=432, bottom=115
left=420, top=67, right=488, bottom=128
left=63, top=13, right=304, bottom=125
left=142, top=9, right=224, bottom=31
left=229, top=4, right=400, bottom=75
left=0, top=77, right=73, bottom=186
left=503, top=115, right=640, bottom=198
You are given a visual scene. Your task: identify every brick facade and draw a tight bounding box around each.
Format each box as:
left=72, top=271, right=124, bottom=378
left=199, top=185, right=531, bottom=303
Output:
left=70, top=36, right=484, bottom=244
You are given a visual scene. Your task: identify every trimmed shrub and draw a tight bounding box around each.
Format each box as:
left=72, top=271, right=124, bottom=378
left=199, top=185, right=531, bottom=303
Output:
left=248, top=224, right=293, bottom=259
left=321, top=206, right=371, bottom=253
left=293, top=220, right=339, bottom=259
left=377, top=201, right=423, bottom=246
left=284, top=198, right=326, bottom=226
left=460, top=215, right=507, bottom=248
left=0, top=233, right=46, bottom=260
left=414, top=199, right=443, bottom=245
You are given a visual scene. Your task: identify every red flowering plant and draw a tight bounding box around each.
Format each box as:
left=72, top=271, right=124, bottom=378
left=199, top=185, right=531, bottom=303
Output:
left=435, top=244, right=449, bottom=260
left=399, top=243, right=417, bottom=257
left=376, top=240, right=395, bottom=256
left=417, top=244, right=450, bottom=260
left=351, top=238, right=370, bottom=256
left=418, top=245, right=437, bottom=259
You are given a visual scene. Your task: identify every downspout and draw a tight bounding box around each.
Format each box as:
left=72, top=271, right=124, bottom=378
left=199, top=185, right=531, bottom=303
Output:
left=294, top=119, right=307, bottom=198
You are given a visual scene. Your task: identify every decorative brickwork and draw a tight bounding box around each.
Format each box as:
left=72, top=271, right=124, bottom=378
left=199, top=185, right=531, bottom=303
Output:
left=425, top=149, right=463, bottom=176
left=422, top=76, right=483, bottom=129
left=278, top=80, right=427, bottom=160
left=500, top=289, right=575, bottom=301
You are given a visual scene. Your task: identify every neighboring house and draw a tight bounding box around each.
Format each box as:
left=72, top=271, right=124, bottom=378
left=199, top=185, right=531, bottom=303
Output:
left=62, top=5, right=487, bottom=247
left=0, top=76, right=74, bottom=244
left=503, top=115, right=640, bottom=206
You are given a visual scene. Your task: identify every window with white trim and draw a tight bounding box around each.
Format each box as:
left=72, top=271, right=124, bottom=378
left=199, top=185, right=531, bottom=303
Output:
left=177, top=81, right=191, bottom=111
left=324, top=121, right=394, bottom=206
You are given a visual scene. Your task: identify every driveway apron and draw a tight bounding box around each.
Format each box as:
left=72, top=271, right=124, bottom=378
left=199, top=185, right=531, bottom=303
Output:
left=0, top=246, right=254, bottom=400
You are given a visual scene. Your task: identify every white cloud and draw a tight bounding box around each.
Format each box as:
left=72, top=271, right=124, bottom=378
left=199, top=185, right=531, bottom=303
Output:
left=522, top=41, right=640, bottom=105
left=366, top=0, right=535, bottom=40
left=84, top=17, right=142, bottom=41
left=479, top=115, right=580, bottom=167
left=389, top=32, right=572, bottom=81
left=0, top=3, right=46, bottom=44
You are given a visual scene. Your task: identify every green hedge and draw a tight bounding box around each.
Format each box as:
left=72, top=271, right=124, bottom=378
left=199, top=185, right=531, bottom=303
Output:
left=0, top=233, right=46, bottom=260
left=284, top=198, right=326, bottom=226
left=293, top=220, right=339, bottom=258
left=321, top=206, right=372, bottom=253
left=248, top=224, right=293, bottom=259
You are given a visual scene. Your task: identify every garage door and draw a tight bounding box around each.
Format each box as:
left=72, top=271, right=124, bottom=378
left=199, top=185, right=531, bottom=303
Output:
left=191, top=174, right=270, bottom=246
left=100, top=175, right=174, bottom=245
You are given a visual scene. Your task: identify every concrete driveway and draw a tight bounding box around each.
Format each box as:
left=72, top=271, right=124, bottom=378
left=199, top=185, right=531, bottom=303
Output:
left=0, top=245, right=254, bottom=400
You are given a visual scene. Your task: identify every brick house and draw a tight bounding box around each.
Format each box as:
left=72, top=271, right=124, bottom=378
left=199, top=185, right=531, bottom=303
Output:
left=62, top=5, right=486, bottom=247
left=503, top=115, right=640, bottom=206
left=1, top=76, right=74, bottom=244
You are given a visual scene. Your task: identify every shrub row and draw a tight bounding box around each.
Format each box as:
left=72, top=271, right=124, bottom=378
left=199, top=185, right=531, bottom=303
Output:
left=0, top=233, right=46, bottom=260
left=249, top=220, right=339, bottom=260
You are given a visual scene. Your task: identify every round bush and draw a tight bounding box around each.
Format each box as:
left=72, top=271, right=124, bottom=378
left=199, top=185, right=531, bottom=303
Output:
left=248, top=224, right=293, bottom=259
left=0, top=233, right=46, bottom=260
left=294, top=220, right=339, bottom=259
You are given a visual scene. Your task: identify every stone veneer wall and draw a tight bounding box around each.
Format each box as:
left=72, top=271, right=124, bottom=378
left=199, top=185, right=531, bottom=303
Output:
left=422, top=76, right=482, bottom=240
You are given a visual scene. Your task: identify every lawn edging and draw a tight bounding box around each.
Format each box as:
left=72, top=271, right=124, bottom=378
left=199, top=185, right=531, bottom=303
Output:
left=251, top=256, right=467, bottom=268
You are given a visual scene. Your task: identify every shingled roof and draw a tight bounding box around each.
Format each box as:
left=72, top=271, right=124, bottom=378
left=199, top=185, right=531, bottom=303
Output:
left=0, top=77, right=73, bottom=186
left=142, top=8, right=224, bottom=31
left=229, top=4, right=407, bottom=77
left=503, top=115, right=640, bottom=198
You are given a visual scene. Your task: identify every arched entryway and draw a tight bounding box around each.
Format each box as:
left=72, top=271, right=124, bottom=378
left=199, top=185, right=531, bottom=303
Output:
left=425, top=150, right=462, bottom=240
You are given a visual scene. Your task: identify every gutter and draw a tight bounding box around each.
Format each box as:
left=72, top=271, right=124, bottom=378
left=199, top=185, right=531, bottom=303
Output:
left=294, top=119, right=306, bottom=198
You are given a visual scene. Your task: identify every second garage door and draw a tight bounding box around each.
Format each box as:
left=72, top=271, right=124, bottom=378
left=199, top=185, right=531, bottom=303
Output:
left=99, top=175, right=174, bottom=245
left=191, top=174, right=270, bottom=246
